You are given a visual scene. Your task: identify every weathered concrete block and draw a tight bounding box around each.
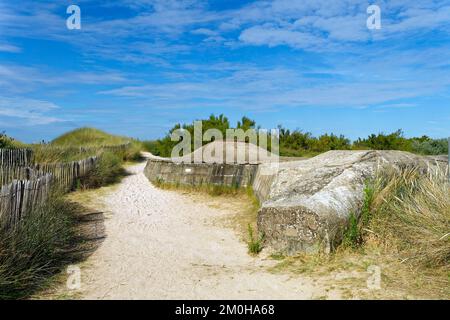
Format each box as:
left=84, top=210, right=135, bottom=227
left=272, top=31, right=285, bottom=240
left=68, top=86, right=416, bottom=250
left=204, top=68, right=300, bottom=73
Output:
left=256, top=150, right=444, bottom=255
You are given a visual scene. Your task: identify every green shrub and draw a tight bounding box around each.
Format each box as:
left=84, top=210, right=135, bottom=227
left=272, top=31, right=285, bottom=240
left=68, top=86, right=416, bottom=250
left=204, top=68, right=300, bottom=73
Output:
left=359, top=182, right=375, bottom=227
left=312, top=134, right=351, bottom=152
left=141, top=140, right=159, bottom=154
left=342, top=212, right=360, bottom=248
left=353, top=129, right=412, bottom=151
left=0, top=197, right=80, bottom=299
left=0, top=132, right=22, bottom=149
left=121, top=141, right=143, bottom=161
left=342, top=182, right=374, bottom=249
left=411, top=138, right=448, bottom=155
left=79, top=152, right=125, bottom=188
left=135, top=115, right=448, bottom=158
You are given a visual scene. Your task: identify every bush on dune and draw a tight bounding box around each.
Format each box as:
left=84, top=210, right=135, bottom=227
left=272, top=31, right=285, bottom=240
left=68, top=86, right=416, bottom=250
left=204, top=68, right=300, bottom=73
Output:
left=79, top=151, right=126, bottom=188
left=411, top=138, right=448, bottom=155
left=0, top=132, right=23, bottom=149
left=141, top=140, right=159, bottom=154
left=148, top=115, right=448, bottom=158
left=117, top=141, right=143, bottom=162
left=353, top=130, right=413, bottom=151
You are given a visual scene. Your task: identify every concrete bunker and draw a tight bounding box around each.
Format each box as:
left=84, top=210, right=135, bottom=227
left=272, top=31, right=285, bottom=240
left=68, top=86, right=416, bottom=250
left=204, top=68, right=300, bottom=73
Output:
left=144, top=144, right=448, bottom=255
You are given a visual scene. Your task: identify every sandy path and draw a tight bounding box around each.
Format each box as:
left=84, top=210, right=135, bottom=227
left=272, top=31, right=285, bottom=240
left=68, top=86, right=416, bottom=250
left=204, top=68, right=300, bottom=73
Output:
left=78, top=160, right=328, bottom=300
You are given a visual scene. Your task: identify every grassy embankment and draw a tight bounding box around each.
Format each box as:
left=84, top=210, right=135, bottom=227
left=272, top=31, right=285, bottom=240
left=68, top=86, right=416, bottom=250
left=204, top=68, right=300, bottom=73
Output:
left=0, top=128, right=144, bottom=299
left=34, top=128, right=144, bottom=188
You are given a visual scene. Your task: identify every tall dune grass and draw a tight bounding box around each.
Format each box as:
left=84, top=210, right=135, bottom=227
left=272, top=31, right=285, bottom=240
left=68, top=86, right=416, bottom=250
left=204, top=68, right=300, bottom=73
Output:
left=78, top=151, right=127, bottom=189
left=31, top=145, right=99, bottom=163
left=0, top=196, right=81, bottom=299
left=348, top=166, right=450, bottom=269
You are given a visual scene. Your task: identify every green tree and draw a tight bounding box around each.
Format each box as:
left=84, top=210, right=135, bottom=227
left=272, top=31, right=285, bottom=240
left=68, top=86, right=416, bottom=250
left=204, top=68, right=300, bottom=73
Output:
left=353, top=130, right=412, bottom=151
left=237, top=116, right=256, bottom=132
left=0, top=132, right=17, bottom=149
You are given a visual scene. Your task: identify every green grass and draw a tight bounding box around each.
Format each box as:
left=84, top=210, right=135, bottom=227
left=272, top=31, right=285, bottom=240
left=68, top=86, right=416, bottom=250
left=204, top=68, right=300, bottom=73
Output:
left=50, top=127, right=143, bottom=162
left=31, top=144, right=98, bottom=163
left=342, top=212, right=360, bottom=249
left=0, top=196, right=82, bottom=299
left=247, top=224, right=265, bottom=255
left=77, top=151, right=127, bottom=189
left=342, top=182, right=375, bottom=248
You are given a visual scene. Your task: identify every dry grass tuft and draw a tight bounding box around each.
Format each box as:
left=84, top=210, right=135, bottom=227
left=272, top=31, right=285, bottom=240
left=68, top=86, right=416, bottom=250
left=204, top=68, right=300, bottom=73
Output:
left=369, top=166, right=449, bottom=268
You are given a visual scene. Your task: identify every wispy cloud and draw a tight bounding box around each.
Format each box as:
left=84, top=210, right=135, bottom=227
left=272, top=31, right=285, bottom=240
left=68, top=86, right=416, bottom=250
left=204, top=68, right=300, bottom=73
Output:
left=2, top=0, right=449, bottom=61
left=0, top=96, right=62, bottom=125
left=0, top=43, right=21, bottom=52
left=0, top=64, right=129, bottom=94
left=98, top=48, right=450, bottom=111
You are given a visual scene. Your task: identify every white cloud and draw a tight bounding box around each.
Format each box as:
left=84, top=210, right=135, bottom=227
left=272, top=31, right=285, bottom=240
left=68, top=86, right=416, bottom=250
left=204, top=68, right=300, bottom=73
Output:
left=191, top=28, right=218, bottom=36
left=0, top=97, right=62, bottom=125
left=239, top=25, right=324, bottom=49
left=0, top=43, right=21, bottom=52
left=97, top=47, right=450, bottom=112
left=0, top=64, right=129, bottom=94
left=2, top=0, right=449, bottom=59
left=233, top=0, right=450, bottom=48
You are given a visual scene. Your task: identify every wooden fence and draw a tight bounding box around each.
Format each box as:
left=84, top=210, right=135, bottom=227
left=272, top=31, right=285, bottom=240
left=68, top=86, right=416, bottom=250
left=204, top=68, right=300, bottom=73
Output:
left=33, top=143, right=131, bottom=155
left=0, top=156, right=98, bottom=229
left=0, top=166, right=44, bottom=186
left=0, top=157, right=97, bottom=190
left=33, top=157, right=97, bottom=191
left=0, top=142, right=129, bottom=229
left=0, top=149, right=33, bottom=167
left=0, top=174, right=52, bottom=228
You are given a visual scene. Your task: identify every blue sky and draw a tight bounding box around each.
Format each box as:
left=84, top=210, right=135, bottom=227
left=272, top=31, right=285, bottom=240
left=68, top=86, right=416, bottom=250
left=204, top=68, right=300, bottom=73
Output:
left=0, top=0, right=449, bottom=142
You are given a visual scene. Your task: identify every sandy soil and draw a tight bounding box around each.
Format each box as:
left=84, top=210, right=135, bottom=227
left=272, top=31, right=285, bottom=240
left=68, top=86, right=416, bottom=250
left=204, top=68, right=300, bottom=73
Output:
left=72, top=159, right=336, bottom=300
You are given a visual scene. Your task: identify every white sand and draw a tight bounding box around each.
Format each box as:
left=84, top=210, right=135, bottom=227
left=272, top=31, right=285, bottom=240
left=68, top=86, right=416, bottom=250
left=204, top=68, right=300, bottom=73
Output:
left=77, top=159, right=329, bottom=300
